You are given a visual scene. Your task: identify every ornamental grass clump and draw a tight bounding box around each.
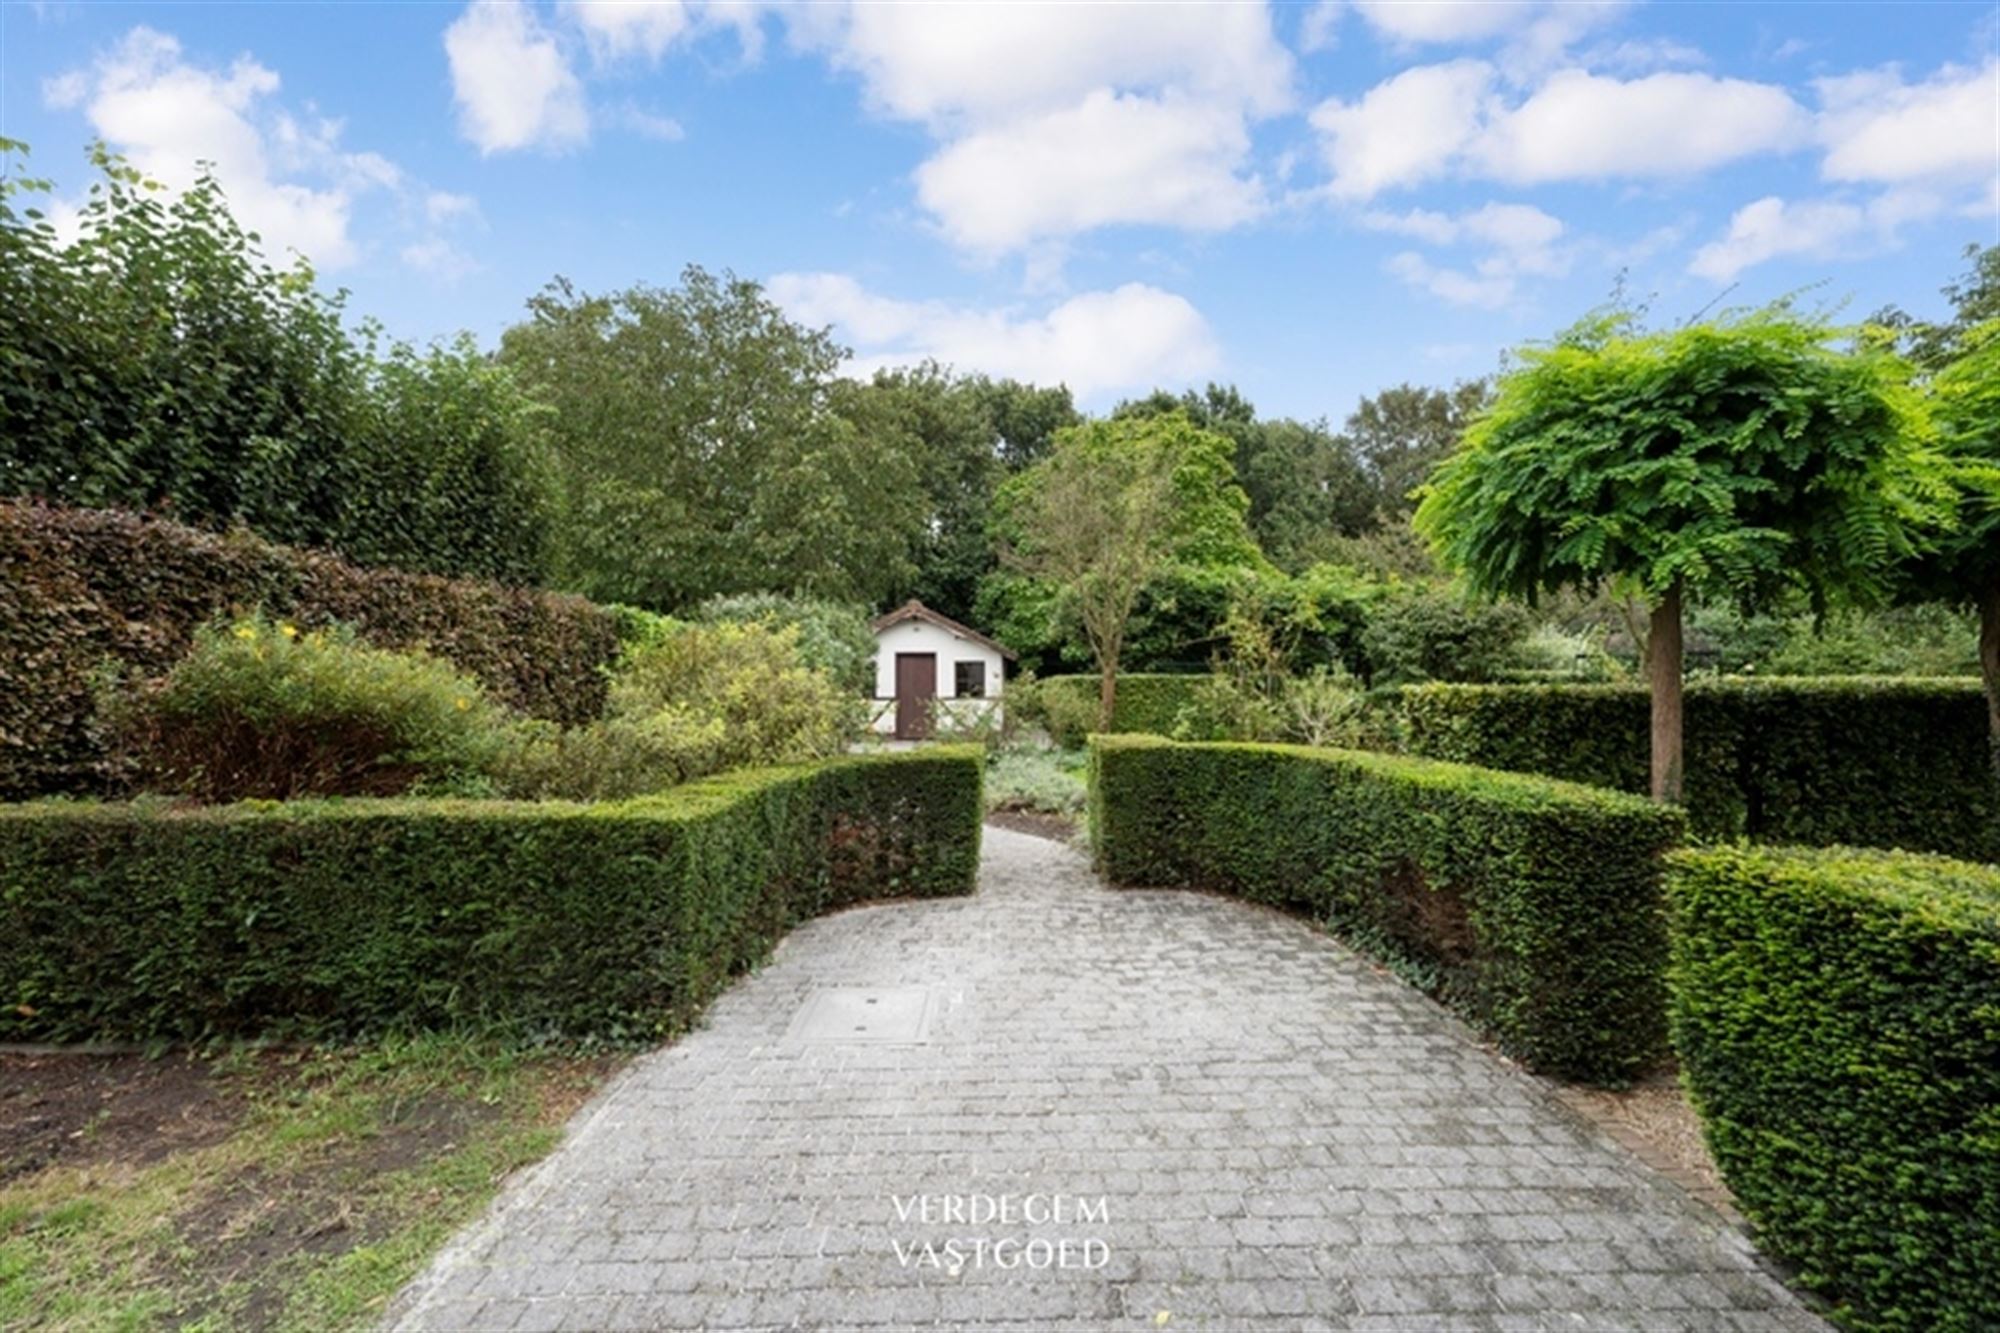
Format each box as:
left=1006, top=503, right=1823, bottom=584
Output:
left=100, top=614, right=510, bottom=800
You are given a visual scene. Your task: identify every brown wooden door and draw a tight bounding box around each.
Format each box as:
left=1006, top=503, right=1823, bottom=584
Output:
left=894, top=653, right=936, bottom=739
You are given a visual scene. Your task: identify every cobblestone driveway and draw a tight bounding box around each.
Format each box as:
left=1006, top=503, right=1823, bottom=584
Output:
left=388, top=826, right=1823, bottom=1332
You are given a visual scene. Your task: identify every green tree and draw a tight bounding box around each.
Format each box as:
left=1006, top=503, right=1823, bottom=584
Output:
left=996, top=412, right=1250, bottom=727
left=1904, top=320, right=2000, bottom=770
left=1416, top=305, right=1945, bottom=802
left=1872, top=243, right=2000, bottom=370
left=500, top=268, right=923, bottom=609
left=1344, top=379, right=1492, bottom=516
left=0, top=141, right=551, bottom=583
left=1115, top=384, right=1375, bottom=566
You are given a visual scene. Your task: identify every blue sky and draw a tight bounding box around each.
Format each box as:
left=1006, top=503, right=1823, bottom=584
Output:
left=4, top=1, right=1996, bottom=422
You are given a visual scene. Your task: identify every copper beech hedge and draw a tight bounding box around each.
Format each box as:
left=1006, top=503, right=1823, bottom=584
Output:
left=0, top=500, right=624, bottom=798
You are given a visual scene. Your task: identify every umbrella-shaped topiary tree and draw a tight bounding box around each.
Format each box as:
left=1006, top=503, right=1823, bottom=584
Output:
left=1415, top=304, right=1949, bottom=803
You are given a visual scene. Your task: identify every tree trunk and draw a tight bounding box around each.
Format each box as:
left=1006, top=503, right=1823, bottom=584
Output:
left=1098, top=647, right=1120, bottom=735
left=1649, top=584, right=1685, bottom=805
left=1982, top=579, right=2000, bottom=781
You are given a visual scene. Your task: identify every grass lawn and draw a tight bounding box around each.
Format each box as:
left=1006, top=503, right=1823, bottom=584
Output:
left=0, top=1039, right=620, bottom=1332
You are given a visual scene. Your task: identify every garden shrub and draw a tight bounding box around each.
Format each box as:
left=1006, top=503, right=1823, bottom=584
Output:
left=1027, top=673, right=1208, bottom=746
left=0, top=500, right=621, bottom=798
left=1356, top=584, right=1533, bottom=686
left=100, top=615, right=510, bottom=800
left=1401, top=678, right=1997, bottom=861
left=1667, top=844, right=2000, bottom=1331
left=490, top=621, right=857, bottom=800
left=1089, top=735, right=1684, bottom=1083
left=693, top=592, right=876, bottom=693
left=0, top=748, right=984, bottom=1043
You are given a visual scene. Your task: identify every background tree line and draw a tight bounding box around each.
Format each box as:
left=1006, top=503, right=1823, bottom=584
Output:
left=3, top=140, right=1990, bottom=736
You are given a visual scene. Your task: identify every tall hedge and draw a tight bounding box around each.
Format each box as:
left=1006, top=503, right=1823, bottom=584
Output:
left=1089, top=735, right=1684, bottom=1083
left=0, top=748, right=983, bottom=1042
left=0, top=501, right=623, bottom=798
left=1030, top=673, right=1207, bottom=746
left=1402, top=679, right=1997, bottom=862
left=1668, top=845, right=2000, bottom=1331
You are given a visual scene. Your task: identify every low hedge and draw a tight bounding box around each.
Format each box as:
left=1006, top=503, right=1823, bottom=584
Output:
left=1668, top=845, right=2000, bottom=1331
left=0, top=500, right=625, bottom=798
left=1030, top=673, right=1207, bottom=746
left=0, top=748, right=983, bottom=1042
left=1089, top=734, right=1684, bottom=1083
left=1402, top=678, right=1997, bottom=862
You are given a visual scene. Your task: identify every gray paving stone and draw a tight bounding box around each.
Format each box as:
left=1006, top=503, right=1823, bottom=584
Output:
left=387, top=826, right=1826, bottom=1332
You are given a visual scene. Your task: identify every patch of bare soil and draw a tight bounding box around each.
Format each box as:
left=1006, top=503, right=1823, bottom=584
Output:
left=169, top=1093, right=509, bottom=1330
left=0, top=1050, right=257, bottom=1182
left=1551, top=1065, right=1738, bottom=1221
left=986, top=808, right=1082, bottom=843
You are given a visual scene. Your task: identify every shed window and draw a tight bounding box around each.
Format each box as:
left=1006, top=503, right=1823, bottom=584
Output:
left=954, top=661, right=987, bottom=698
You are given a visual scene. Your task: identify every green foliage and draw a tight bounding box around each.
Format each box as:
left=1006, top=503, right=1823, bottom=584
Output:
left=1114, top=384, right=1377, bottom=567
left=1342, top=379, right=1491, bottom=518
left=0, top=144, right=551, bottom=582
left=1416, top=304, right=1946, bottom=615
left=1904, top=321, right=2000, bottom=608
left=1089, top=735, right=1683, bottom=1082
left=692, top=591, right=875, bottom=694
left=837, top=364, right=1079, bottom=622
left=1357, top=583, right=1533, bottom=685
left=1402, top=679, right=1998, bottom=861
left=0, top=501, right=621, bottom=799
left=500, top=268, right=923, bottom=610
left=0, top=750, right=984, bottom=1043
left=984, top=745, right=1087, bottom=816
left=1667, top=844, right=2000, bottom=1330
left=100, top=615, right=509, bottom=800
left=493, top=621, right=857, bottom=800
left=1025, top=674, right=1209, bottom=747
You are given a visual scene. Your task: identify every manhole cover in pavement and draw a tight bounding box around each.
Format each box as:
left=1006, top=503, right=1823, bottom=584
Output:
left=786, top=987, right=934, bottom=1043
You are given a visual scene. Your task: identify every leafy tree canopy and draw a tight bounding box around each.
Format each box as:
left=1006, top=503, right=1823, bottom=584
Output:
left=0, top=140, right=553, bottom=583
left=1415, top=304, right=1947, bottom=617
left=499, top=267, right=925, bottom=610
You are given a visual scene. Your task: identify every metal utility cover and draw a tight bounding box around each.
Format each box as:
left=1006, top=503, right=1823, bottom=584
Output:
left=787, top=987, right=933, bottom=1043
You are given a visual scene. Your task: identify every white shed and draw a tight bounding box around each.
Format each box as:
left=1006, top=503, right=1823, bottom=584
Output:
left=867, top=600, right=1015, bottom=739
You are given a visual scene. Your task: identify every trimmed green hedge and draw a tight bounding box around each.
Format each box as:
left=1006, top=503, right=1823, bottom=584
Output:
left=1089, top=734, right=1683, bottom=1083
left=1668, top=845, right=2000, bottom=1331
left=0, top=748, right=983, bottom=1042
left=1402, top=678, right=1997, bottom=862
left=0, top=500, right=625, bottom=798
left=1031, top=673, right=1207, bottom=746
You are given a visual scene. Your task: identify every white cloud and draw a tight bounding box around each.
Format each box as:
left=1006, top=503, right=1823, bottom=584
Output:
left=1685, top=192, right=1949, bottom=282
left=786, top=1, right=1292, bottom=256
left=42, top=26, right=400, bottom=268
left=565, top=0, right=689, bottom=62
left=914, top=91, right=1264, bottom=254
left=1313, top=62, right=1808, bottom=199
left=425, top=190, right=481, bottom=225
left=1311, top=60, right=1492, bottom=199
left=767, top=272, right=1220, bottom=399
left=1476, top=69, right=1809, bottom=184
left=814, top=1, right=1294, bottom=126
left=613, top=102, right=686, bottom=140
left=1349, top=0, right=1626, bottom=79
left=1385, top=252, right=1515, bottom=309
left=1299, top=1, right=1343, bottom=54
left=445, top=1, right=589, bottom=154
left=1817, top=60, right=1999, bottom=185
left=1369, top=201, right=1567, bottom=306
left=401, top=236, right=479, bottom=281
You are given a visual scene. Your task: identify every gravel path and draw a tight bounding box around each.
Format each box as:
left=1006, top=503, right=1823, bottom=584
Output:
left=387, top=825, right=1823, bottom=1332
